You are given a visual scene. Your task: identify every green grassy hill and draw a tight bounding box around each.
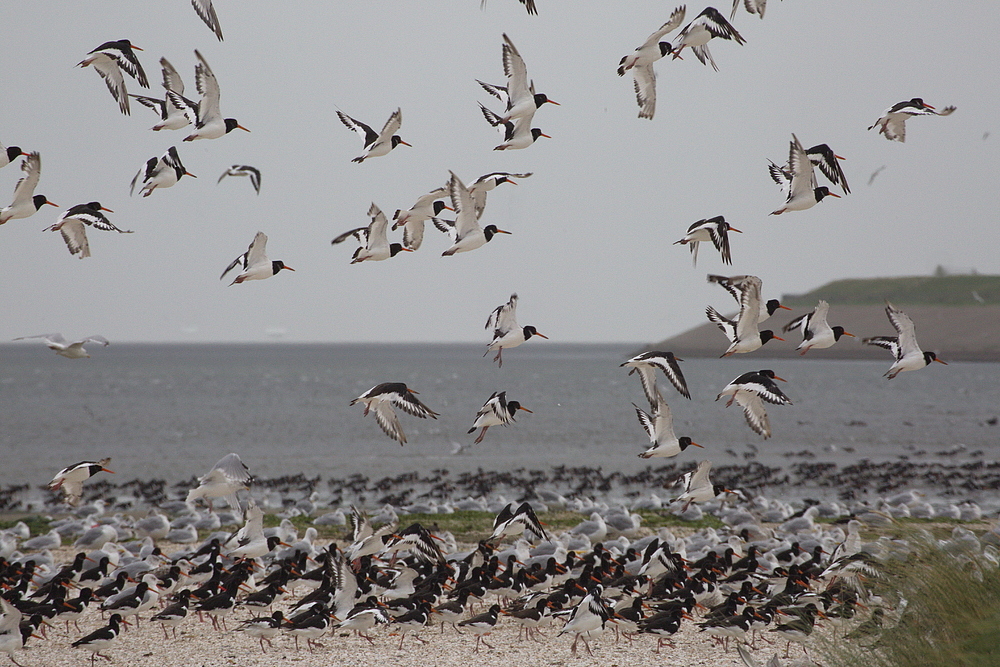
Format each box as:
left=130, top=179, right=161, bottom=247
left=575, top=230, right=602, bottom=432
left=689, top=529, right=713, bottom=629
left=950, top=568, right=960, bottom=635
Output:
left=781, top=274, right=1000, bottom=307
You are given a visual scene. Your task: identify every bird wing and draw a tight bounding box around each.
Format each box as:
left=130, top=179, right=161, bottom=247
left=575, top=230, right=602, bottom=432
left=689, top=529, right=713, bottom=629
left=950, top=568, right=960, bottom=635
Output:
left=782, top=311, right=810, bottom=335
left=476, top=79, right=509, bottom=103
left=91, top=57, right=130, bottom=114
left=365, top=203, right=390, bottom=251
left=131, top=156, right=158, bottom=196
left=193, top=50, right=221, bottom=124
left=58, top=219, right=90, bottom=257
left=372, top=401, right=406, bottom=444
left=786, top=134, right=817, bottom=202
left=632, top=403, right=655, bottom=440
left=377, top=108, right=403, bottom=144
left=13, top=333, right=66, bottom=347
left=885, top=302, right=919, bottom=358
left=708, top=274, right=749, bottom=306
left=245, top=231, right=269, bottom=269
left=651, top=391, right=677, bottom=442
left=486, top=293, right=519, bottom=336
left=9, top=152, right=41, bottom=205
left=78, top=335, right=110, bottom=347
left=206, top=453, right=252, bottom=486
left=116, top=43, right=149, bottom=87
left=391, top=390, right=439, bottom=419
left=350, top=505, right=372, bottom=542
left=642, top=6, right=687, bottom=47
left=447, top=171, right=480, bottom=238
left=401, top=218, right=425, bottom=250
left=331, top=227, right=369, bottom=247
left=633, top=65, right=657, bottom=120
left=735, top=392, right=771, bottom=438
left=706, top=306, right=737, bottom=342
left=337, top=111, right=379, bottom=148
left=697, top=7, right=745, bottom=43
left=160, top=57, right=185, bottom=95
left=501, top=34, right=530, bottom=106
left=649, top=354, right=690, bottom=399
left=689, top=460, right=713, bottom=490
left=734, top=275, right=763, bottom=340
left=863, top=335, right=901, bottom=360
left=191, top=0, right=224, bottom=40
left=807, top=144, right=850, bottom=194
left=706, top=216, right=734, bottom=265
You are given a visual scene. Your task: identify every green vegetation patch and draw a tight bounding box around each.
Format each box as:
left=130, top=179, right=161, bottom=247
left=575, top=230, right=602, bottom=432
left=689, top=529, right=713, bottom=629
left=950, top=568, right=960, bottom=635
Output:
left=782, top=274, right=1000, bottom=307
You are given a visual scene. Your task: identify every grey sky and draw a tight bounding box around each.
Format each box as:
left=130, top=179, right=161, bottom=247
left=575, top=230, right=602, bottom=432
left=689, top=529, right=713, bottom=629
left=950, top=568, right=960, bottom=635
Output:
left=1, top=1, right=997, bottom=344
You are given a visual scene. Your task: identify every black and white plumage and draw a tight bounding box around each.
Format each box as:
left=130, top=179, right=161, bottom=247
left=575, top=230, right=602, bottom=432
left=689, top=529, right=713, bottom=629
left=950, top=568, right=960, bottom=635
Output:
left=671, top=7, right=746, bottom=71
left=480, top=0, right=537, bottom=15
left=672, top=460, right=733, bottom=511
left=345, top=505, right=397, bottom=561
left=220, top=231, right=294, bottom=285
left=557, top=585, right=613, bottom=656
left=489, top=501, right=550, bottom=543
left=150, top=590, right=192, bottom=640
left=0, top=152, right=57, bottom=224
left=391, top=185, right=451, bottom=250
left=337, top=108, right=410, bottom=162
left=769, top=141, right=850, bottom=195
left=47, top=458, right=114, bottom=506
left=382, top=524, right=446, bottom=564
left=130, top=146, right=195, bottom=197
left=44, top=202, right=132, bottom=259
left=13, top=332, right=109, bottom=360
left=129, top=58, right=195, bottom=131
left=331, top=203, right=411, bottom=263
left=730, top=0, right=768, bottom=19
left=77, top=40, right=148, bottom=115
left=178, top=50, right=249, bottom=141
left=485, top=293, right=548, bottom=367
left=438, top=171, right=512, bottom=255
left=191, top=0, right=224, bottom=40
left=673, top=215, right=741, bottom=266
left=185, top=452, right=253, bottom=517
left=770, top=134, right=842, bottom=214
left=468, top=171, right=532, bottom=218
left=716, top=369, right=792, bottom=439
left=706, top=276, right=785, bottom=356
left=1, top=141, right=26, bottom=169
left=868, top=98, right=956, bottom=143
left=458, top=604, right=501, bottom=652
left=237, top=611, right=285, bottom=652
left=707, top=274, right=791, bottom=323
left=635, top=389, right=702, bottom=459
left=479, top=103, right=550, bottom=150
left=617, top=5, right=686, bottom=119
left=71, top=613, right=128, bottom=665
left=782, top=300, right=855, bottom=354
left=863, top=301, right=948, bottom=379
left=620, top=350, right=691, bottom=404
left=486, top=33, right=559, bottom=126
left=468, top=391, right=532, bottom=444
left=217, top=165, right=261, bottom=194
left=350, top=382, right=439, bottom=445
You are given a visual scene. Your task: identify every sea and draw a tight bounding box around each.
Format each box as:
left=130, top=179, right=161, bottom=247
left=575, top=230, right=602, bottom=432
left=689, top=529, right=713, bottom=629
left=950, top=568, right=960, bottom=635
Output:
left=2, top=343, right=998, bottom=507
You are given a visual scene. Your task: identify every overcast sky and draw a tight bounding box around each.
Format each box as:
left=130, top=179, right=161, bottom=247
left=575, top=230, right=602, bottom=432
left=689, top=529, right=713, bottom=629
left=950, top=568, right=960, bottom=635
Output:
left=0, top=1, right=997, bottom=344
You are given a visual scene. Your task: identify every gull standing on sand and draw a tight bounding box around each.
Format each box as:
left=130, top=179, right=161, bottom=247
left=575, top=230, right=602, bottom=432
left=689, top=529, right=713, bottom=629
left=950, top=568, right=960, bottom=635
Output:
left=44, top=202, right=132, bottom=259
left=468, top=391, right=532, bottom=444
left=716, top=369, right=792, bottom=439
left=674, top=216, right=741, bottom=266
left=220, top=231, right=295, bottom=284
left=350, top=383, right=439, bottom=445
left=13, top=333, right=109, bottom=359
left=617, top=5, right=686, bottom=119
left=0, top=152, right=57, bottom=224
left=783, top=300, right=855, bottom=354
left=485, top=293, right=548, bottom=367
left=635, top=389, right=702, bottom=458
left=48, top=458, right=114, bottom=506
left=178, top=50, right=250, bottom=141
left=337, top=108, right=409, bottom=163
left=186, top=453, right=253, bottom=517
left=77, top=40, right=148, bottom=115
left=620, top=350, right=691, bottom=405
left=863, top=301, right=948, bottom=379
left=868, top=98, right=956, bottom=142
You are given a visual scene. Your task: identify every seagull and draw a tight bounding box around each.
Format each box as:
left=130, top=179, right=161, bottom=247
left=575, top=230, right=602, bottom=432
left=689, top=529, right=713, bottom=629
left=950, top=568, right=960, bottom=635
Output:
left=0, top=152, right=57, bottom=224
left=337, top=108, right=410, bottom=162
left=863, top=301, right=948, bottom=379
left=130, top=146, right=195, bottom=197
left=672, top=460, right=734, bottom=512
left=485, top=293, right=548, bottom=367
left=438, top=171, right=512, bottom=255
left=769, top=141, right=850, bottom=195
left=673, top=216, right=741, bottom=266
left=392, top=185, right=451, bottom=250
left=77, top=40, right=148, bottom=114
left=868, top=98, right=956, bottom=142
left=620, top=350, right=691, bottom=404
left=1, top=140, right=26, bottom=168
left=716, top=370, right=792, bottom=439
left=730, top=0, right=767, bottom=20
left=331, top=202, right=412, bottom=263
left=220, top=231, right=294, bottom=285
left=350, top=383, right=439, bottom=445
left=770, top=134, right=841, bottom=214
left=617, top=5, right=686, bottom=119
left=44, top=202, right=132, bottom=259
left=217, top=165, right=261, bottom=194
left=13, top=333, right=110, bottom=359
left=47, top=458, right=114, bottom=506
left=479, top=104, right=550, bottom=150
left=705, top=275, right=784, bottom=356
left=488, top=501, right=549, bottom=542
left=635, top=389, right=702, bottom=458
left=178, top=50, right=249, bottom=141
left=468, top=391, right=532, bottom=443
left=468, top=171, right=532, bottom=218
left=186, top=453, right=253, bottom=517
left=707, top=274, right=791, bottom=323
left=191, top=0, right=224, bottom=40
left=129, top=58, right=195, bottom=131
left=782, top=300, right=855, bottom=354
left=671, top=7, right=745, bottom=71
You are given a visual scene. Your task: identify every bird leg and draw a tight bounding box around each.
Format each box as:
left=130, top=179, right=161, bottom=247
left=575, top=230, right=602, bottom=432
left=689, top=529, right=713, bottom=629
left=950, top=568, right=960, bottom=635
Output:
left=493, top=348, right=504, bottom=367
left=475, top=428, right=488, bottom=444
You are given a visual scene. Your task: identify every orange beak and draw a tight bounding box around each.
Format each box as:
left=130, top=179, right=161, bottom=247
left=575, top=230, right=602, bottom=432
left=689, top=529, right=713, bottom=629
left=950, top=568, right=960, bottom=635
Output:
left=399, top=140, right=412, bottom=147
left=100, top=206, right=114, bottom=213
left=238, top=125, right=251, bottom=132
left=185, top=171, right=197, bottom=178
left=533, top=332, right=549, bottom=339
left=689, top=442, right=704, bottom=448
left=728, top=226, right=743, bottom=233
left=518, top=406, right=533, bottom=413
left=45, top=201, right=60, bottom=207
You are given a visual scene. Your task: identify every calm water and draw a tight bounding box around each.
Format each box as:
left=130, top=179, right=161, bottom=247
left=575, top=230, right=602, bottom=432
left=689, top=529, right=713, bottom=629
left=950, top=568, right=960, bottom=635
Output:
left=1, top=343, right=997, bottom=493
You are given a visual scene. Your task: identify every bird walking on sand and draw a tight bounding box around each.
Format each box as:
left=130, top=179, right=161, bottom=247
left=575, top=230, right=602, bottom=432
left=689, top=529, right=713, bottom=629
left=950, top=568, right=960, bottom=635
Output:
left=220, top=231, right=294, bottom=285
left=863, top=301, right=947, bottom=379
left=485, top=293, right=548, bottom=367
left=350, top=383, right=439, bottom=445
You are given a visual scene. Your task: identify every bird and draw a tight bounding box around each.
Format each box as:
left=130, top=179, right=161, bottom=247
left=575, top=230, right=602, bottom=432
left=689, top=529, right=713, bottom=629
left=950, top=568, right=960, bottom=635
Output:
left=863, top=301, right=948, bottom=379
left=482, top=34, right=559, bottom=126
left=770, top=134, right=842, bottom=215
left=671, top=7, right=746, bottom=71
left=716, top=370, right=792, bottom=439
left=77, top=40, right=148, bottom=114
left=129, top=58, right=195, bottom=131
left=350, top=382, right=439, bottom=445
left=220, top=231, right=295, bottom=285
left=468, top=171, right=532, bottom=218
left=707, top=274, right=791, bottom=324
left=485, top=293, right=548, bottom=367
left=617, top=5, right=686, bottom=119
left=468, top=391, right=532, bottom=444
left=635, top=389, right=702, bottom=458
left=392, top=185, right=451, bottom=250
left=150, top=589, right=192, bottom=639
left=185, top=452, right=253, bottom=517
left=458, top=604, right=501, bottom=652
left=868, top=98, right=956, bottom=142
left=438, top=171, right=512, bottom=255
left=706, top=275, right=785, bottom=357
left=44, top=202, right=132, bottom=259
left=237, top=611, right=285, bottom=652
left=620, top=350, right=691, bottom=404
left=13, top=332, right=109, bottom=361
left=1, top=140, right=26, bottom=168
left=130, top=146, right=196, bottom=197
left=479, top=104, right=550, bottom=150
left=71, top=613, right=129, bottom=666
left=0, top=152, right=58, bottom=224
left=489, top=501, right=550, bottom=543
left=331, top=203, right=412, bottom=263
left=782, top=300, right=855, bottom=354
left=480, top=0, right=537, bottom=15
left=558, top=585, right=612, bottom=656
left=673, top=460, right=733, bottom=511
left=730, top=0, right=767, bottom=20
left=46, top=458, right=114, bottom=506
left=673, top=216, right=741, bottom=266
left=217, top=165, right=261, bottom=194
left=191, top=0, right=224, bottom=40
left=336, top=108, right=410, bottom=162
left=178, top=50, right=249, bottom=141
left=769, top=141, right=850, bottom=195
